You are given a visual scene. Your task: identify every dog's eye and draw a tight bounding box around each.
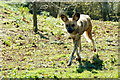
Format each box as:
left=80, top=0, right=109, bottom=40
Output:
left=66, top=24, right=69, bottom=27
left=72, top=24, right=75, bottom=27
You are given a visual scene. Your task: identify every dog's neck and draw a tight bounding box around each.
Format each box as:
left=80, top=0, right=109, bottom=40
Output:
left=71, top=25, right=84, bottom=35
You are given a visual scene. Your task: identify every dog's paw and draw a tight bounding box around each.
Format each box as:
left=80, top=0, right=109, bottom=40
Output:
left=93, top=48, right=97, bottom=52
left=76, top=57, right=81, bottom=61
left=67, top=62, right=72, bottom=66
left=76, top=57, right=82, bottom=65
left=91, top=48, right=96, bottom=52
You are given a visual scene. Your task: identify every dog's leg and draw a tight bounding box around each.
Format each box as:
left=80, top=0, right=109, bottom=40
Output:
left=67, top=40, right=77, bottom=66
left=76, top=37, right=82, bottom=64
left=91, top=38, right=96, bottom=52
left=84, top=30, right=96, bottom=52
left=88, top=32, right=96, bottom=52
left=79, top=36, right=82, bottom=51
left=76, top=47, right=81, bottom=64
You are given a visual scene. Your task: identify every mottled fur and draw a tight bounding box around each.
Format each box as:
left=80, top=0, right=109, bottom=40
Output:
left=60, top=13, right=96, bottom=66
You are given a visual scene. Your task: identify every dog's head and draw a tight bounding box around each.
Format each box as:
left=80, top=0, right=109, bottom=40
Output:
left=60, top=13, right=80, bottom=33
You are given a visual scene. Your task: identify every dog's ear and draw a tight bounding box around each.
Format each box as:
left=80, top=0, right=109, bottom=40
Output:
left=72, top=13, right=80, bottom=21
left=60, top=14, right=68, bottom=22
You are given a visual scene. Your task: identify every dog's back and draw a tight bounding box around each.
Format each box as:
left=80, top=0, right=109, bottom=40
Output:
left=77, top=14, right=92, bottom=31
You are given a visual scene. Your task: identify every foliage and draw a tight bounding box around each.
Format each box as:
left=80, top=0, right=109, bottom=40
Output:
left=3, top=40, right=11, bottom=46
left=41, top=11, right=50, bottom=17
left=19, top=7, right=30, bottom=14
left=25, top=2, right=119, bottom=21
left=0, top=2, right=32, bottom=27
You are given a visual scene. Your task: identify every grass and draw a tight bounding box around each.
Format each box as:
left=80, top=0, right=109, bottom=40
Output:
left=0, top=2, right=119, bottom=78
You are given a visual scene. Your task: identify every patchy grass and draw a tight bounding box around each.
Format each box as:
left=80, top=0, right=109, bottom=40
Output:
left=0, top=2, right=119, bottom=78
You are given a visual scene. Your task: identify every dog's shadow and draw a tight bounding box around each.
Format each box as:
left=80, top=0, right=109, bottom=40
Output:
left=76, top=54, right=104, bottom=73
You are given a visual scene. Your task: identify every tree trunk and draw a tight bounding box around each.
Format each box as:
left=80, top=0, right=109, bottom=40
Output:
left=117, top=3, right=120, bottom=17
left=102, top=2, right=110, bottom=21
left=33, top=2, right=38, bottom=33
left=57, top=2, right=62, bottom=18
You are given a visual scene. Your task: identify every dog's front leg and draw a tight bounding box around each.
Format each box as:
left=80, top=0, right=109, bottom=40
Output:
left=76, top=37, right=82, bottom=64
left=67, top=40, right=77, bottom=66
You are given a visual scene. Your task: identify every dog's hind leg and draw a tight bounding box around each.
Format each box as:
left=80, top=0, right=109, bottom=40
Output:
left=83, top=28, right=96, bottom=52
left=79, top=36, right=82, bottom=51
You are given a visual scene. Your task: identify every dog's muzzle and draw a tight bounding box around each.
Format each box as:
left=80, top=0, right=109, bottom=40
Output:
left=67, top=28, right=74, bottom=33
